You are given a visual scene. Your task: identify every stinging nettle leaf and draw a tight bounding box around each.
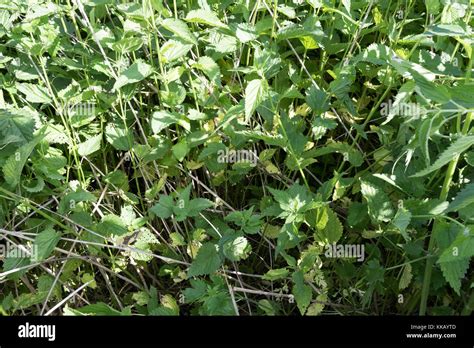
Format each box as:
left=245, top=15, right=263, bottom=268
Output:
left=412, top=136, right=474, bottom=177
left=193, top=56, right=221, bottom=86
left=160, top=39, right=193, bottom=64
left=161, top=18, right=198, bottom=45
left=187, top=243, right=222, bottom=277
left=16, top=83, right=52, bottom=104
left=113, top=60, right=153, bottom=91
left=77, top=134, right=102, bottom=157
left=32, top=227, right=61, bottom=262
left=185, top=9, right=227, bottom=28
left=151, top=110, right=183, bottom=134
left=245, top=79, right=267, bottom=122
left=2, top=132, right=45, bottom=188
left=437, top=228, right=474, bottom=294
left=292, top=270, right=312, bottom=315
left=361, top=180, right=394, bottom=223
left=447, top=183, right=474, bottom=213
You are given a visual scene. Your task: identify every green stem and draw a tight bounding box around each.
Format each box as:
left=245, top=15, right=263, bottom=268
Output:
left=419, top=112, right=472, bottom=315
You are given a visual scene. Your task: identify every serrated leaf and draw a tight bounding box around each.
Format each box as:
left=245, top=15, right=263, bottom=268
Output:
left=161, top=18, right=197, bottom=45
left=0, top=109, right=36, bottom=151
left=361, top=180, right=394, bottom=223
left=160, top=39, right=192, bottom=64
left=2, top=132, right=44, bottom=188
left=16, top=83, right=52, bottom=104
left=185, top=9, right=227, bottom=28
left=315, top=206, right=343, bottom=244
left=58, top=189, right=97, bottom=214
left=412, top=136, right=474, bottom=177
left=75, top=302, right=130, bottom=316
left=262, top=268, right=289, bottom=281
left=183, top=198, right=213, bottom=218
left=292, top=270, right=312, bottom=315
left=447, top=183, right=474, bottom=212
left=150, top=195, right=174, bottom=219
left=304, top=141, right=363, bottom=167
left=425, top=24, right=469, bottom=37
left=32, top=227, right=61, bottom=262
left=245, top=79, right=267, bottom=122
left=235, top=23, right=258, bottom=43
left=187, top=243, right=222, bottom=277
left=151, top=110, right=181, bottom=134
left=113, top=60, right=153, bottom=91
left=96, top=214, right=128, bottom=237
left=222, top=236, right=251, bottom=261
left=194, top=56, right=221, bottom=86
left=399, top=263, right=412, bottom=290
left=437, top=227, right=474, bottom=294
left=105, top=123, right=133, bottom=150
left=392, top=207, right=411, bottom=241
left=77, top=134, right=101, bottom=157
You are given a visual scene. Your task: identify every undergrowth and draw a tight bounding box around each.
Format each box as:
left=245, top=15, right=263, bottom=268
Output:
left=0, top=0, right=473, bottom=316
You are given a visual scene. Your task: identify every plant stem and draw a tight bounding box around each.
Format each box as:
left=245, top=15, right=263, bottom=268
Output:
left=419, top=112, right=473, bottom=315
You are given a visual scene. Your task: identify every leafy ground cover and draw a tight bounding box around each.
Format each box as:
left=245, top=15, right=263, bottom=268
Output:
left=0, top=0, right=473, bottom=316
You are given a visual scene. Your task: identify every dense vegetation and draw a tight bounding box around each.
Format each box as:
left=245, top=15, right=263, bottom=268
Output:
left=0, top=0, right=473, bottom=316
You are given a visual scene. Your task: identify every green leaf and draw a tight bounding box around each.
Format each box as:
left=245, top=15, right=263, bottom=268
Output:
left=437, top=227, right=474, bottom=294
left=262, top=268, right=289, bottom=281
left=160, top=39, right=193, bottom=64
left=188, top=243, right=222, bottom=277
left=77, top=135, right=102, bottom=157
left=235, top=23, right=258, bottom=43
left=361, top=180, right=394, bottom=223
left=184, top=198, right=214, bottom=218
left=314, top=206, right=343, bottom=244
left=0, top=109, right=36, bottom=152
left=185, top=9, right=227, bottom=28
left=413, top=71, right=451, bottom=104
left=412, top=136, right=474, bottom=177
left=194, top=56, right=221, bottom=86
left=432, top=220, right=474, bottom=294
left=113, top=60, right=153, bottom=91
left=447, top=183, right=474, bottom=212
left=58, top=189, right=97, bottom=214
left=172, top=140, right=188, bottom=161
left=399, top=263, right=413, bottom=290
left=151, top=110, right=181, bottom=134
left=2, top=249, right=30, bottom=280
left=32, top=227, right=61, bottom=262
left=292, top=270, right=312, bottom=315
left=425, top=24, right=469, bottom=37
left=306, top=84, right=329, bottom=117
left=222, top=236, right=251, bottom=261
left=105, top=123, right=133, bottom=150
left=150, top=195, right=174, bottom=219
left=75, top=302, right=130, bottom=316
left=268, top=184, right=316, bottom=223
left=304, top=141, right=363, bottom=167
left=16, top=83, right=52, bottom=104
left=277, top=23, right=311, bottom=41
left=96, top=214, right=128, bottom=237
left=245, top=78, right=267, bottom=122
left=161, top=18, right=197, bottom=45
left=391, top=207, right=411, bottom=241
left=2, top=132, right=44, bottom=188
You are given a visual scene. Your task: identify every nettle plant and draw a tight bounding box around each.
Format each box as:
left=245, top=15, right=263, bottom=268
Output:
left=0, top=0, right=473, bottom=316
